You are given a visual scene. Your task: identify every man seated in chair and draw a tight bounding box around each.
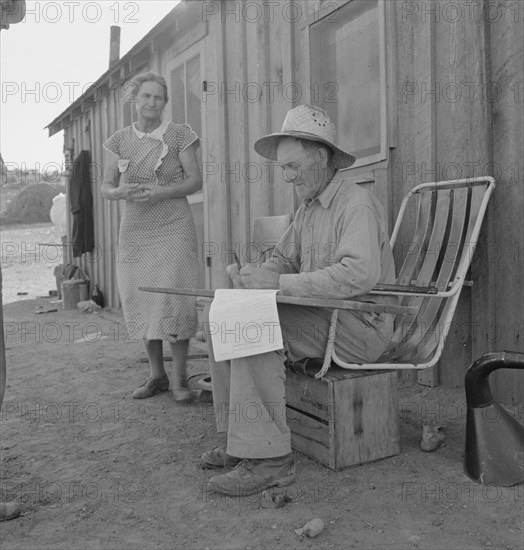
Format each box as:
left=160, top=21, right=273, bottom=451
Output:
left=202, top=104, right=396, bottom=496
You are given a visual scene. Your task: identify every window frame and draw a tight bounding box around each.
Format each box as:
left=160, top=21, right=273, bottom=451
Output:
left=164, top=42, right=206, bottom=205
left=306, top=0, right=388, bottom=170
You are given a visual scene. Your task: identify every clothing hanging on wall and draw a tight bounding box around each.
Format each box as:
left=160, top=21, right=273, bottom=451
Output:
left=69, top=150, right=94, bottom=257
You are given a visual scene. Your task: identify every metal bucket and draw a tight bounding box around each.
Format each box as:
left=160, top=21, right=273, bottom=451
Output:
left=61, top=279, right=88, bottom=310
left=464, top=351, right=524, bottom=486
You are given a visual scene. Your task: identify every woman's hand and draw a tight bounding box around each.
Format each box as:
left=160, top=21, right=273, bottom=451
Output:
left=113, top=183, right=150, bottom=202
left=128, top=185, right=151, bottom=202
left=101, top=163, right=151, bottom=202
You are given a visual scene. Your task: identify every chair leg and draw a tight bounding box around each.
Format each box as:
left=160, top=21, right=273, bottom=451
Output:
left=315, top=309, right=339, bottom=379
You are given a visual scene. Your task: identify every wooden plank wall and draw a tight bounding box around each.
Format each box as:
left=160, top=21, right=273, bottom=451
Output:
left=205, top=2, right=297, bottom=288
left=390, top=1, right=498, bottom=390
left=390, top=0, right=523, bottom=401
left=209, top=0, right=523, bottom=399
left=390, top=5, right=426, bottom=386
left=271, top=2, right=297, bottom=215
left=487, top=3, right=524, bottom=404
left=63, top=92, right=122, bottom=310
left=433, top=3, right=493, bottom=389
left=204, top=14, right=230, bottom=289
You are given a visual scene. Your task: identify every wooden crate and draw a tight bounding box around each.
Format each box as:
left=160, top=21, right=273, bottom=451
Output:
left=285, top=367, right=400, bottom=470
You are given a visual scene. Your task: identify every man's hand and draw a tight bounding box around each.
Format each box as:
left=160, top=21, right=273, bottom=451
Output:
left=239, top=265, right=280, bottom=289
left=226, top=264, right=244, bottom=288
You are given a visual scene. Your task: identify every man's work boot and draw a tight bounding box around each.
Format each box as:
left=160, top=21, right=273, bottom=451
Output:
left=201, top=447, right=241, bottom=470
left=207, top=453, right=295, bottom=496
left=0, top=501, right=21, bottom=522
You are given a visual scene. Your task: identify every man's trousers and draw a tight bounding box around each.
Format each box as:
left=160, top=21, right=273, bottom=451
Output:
left=204, top=302, right=393, bottom=459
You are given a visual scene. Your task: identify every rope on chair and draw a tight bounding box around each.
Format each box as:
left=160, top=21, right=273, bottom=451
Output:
left=315, top=309, right=339, bottom=379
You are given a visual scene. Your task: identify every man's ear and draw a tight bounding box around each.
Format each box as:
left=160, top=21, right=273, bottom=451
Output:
left=316, top=146, right=329, bottom=170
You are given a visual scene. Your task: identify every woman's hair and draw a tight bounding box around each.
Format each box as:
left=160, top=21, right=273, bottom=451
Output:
left=130, top=71, right=169, bottom=102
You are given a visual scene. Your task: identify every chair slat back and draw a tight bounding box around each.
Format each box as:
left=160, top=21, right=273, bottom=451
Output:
left=395, top=192, right=435, bottom=286
left=382, top=178, right=495, bottom=364
left=390, top=186, right=468, bottom=360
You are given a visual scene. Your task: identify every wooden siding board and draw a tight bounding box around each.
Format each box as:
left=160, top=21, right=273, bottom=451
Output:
left=412, top=12, right=438, bottom=386
left=392, top=6, right=416, bottom=312
left=434, top=12, right=473, bottom=387
left=110, top=87, right=122, bottom=307
left=99, top=94, right=115, bottom=308
left=488, top=8, right=524, bottom=403
left=275, top=7, right=296, bottom=215
left=95, top=102, right=109, bottom=305
left=223, top=12, right=249, bottom=268
left=204, top=14, right=230, bottom=289
left=391, top=3, right=416, bottom=334
left=63, top=127, right=74, bottom=266
left=90, top=105, right=102, bottom=301
left=81, top=111, right=93, bottom=281
left=466, top=16, right=496, bottom=395
left=246, top=14, right=271, bottom=225
left=453, top=11, right=495, bottom=384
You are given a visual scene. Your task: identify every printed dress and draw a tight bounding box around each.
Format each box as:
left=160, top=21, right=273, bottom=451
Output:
left=103, top=121, right=199, bottom=342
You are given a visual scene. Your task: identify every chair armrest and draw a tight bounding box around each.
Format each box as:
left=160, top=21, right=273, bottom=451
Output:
left=139, top=287, right=417, bottom=316
left=275, top=295, right=415, bottom=315
left=371, top=283, right=439, bottom=295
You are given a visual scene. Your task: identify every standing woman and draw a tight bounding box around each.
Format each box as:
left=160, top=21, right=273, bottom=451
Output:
left=102, top=71, right=202, bottom=401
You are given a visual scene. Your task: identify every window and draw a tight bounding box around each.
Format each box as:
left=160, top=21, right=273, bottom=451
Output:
left=310, top=0, right=386, bottom=168
left=170, top=54, right=202, bottom=165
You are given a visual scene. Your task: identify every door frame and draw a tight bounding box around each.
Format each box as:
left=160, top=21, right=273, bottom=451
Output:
left=164, top=40, right=210, bottom=288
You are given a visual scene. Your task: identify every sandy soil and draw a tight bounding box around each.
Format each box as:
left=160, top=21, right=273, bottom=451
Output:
left=1, top=224, right=523, bottom=550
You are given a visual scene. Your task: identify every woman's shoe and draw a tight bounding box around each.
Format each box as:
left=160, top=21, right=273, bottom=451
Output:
left=0, top=501, right=21, bottom=522
left=172, top=377, right=195, bottom=403
left=132, top=375, right=169, bottom=399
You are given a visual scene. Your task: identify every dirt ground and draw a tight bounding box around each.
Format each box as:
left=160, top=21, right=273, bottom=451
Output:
left=1, top=223, right=523, bottom=550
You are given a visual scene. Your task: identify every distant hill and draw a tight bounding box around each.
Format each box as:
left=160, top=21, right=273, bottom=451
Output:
left=1, top=171, right=66, bottom=225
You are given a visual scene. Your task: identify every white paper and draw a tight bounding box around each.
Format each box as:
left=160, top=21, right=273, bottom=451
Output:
left=208, top=289, right=283, bottom=362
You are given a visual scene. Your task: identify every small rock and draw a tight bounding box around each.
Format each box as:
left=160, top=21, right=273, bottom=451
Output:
left=295, top=518, right=324, bottom=538
left=261, top=490, right=291, bottom=509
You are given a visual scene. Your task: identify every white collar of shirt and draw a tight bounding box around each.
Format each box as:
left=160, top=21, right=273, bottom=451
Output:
left=132, top=120, right=170, bottom=172
left=132, top=120, right=169, bottom=141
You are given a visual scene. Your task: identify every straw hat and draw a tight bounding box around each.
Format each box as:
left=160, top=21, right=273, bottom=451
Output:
left=254, top=105, right=356, bottom=169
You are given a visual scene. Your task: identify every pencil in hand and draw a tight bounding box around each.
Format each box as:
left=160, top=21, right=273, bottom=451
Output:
left=233, top=252, right=242, bottom=271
